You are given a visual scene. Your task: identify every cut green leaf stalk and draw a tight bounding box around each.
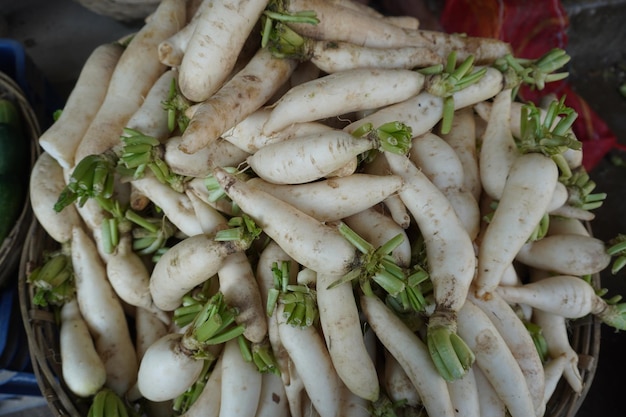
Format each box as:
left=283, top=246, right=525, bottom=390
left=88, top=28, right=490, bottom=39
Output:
left=267, top=260, right=318, bottom=327
left=27, top=252, right=75, bottom=307
left=561, top=166, right=607, bottom=211
left=423, top=52, right=487, bottom=134
left=172, top=359, right=213, bottom=414
left=251, top=340, right=280, bottom=375
left=162, top=77, right=191, bottom=133
left=606, top=234, right=626, bottom=274
left=524, top=320, right=549, bottom=363
left=426, top=310, right=475, bottom=382
left=87, top=388, right=133, bottom=417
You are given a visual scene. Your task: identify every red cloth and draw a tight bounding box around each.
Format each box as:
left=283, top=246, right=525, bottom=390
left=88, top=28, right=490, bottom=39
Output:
left=440, top=0, right=623, bottom=170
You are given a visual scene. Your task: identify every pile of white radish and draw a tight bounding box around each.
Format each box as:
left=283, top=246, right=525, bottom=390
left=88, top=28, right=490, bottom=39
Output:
left=25, top=0, right=626, bottom=417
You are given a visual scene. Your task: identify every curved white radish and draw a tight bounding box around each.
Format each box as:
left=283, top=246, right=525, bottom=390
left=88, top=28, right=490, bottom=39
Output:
left=158, top=15, right=198, bottom=67
left=71, top=226, right=138, bottom=396
left=474, top=153, right=559, bottom=298
left=262, top=68, right=425, bottom=135
left=213, top=167, right=360, bottom=276
left=179, top=355, right=223, bottom=417
left=38, top=43, right=123, bottom=169
left=514, top=233, right=611, bottom=276
left=59, top=298, right=107, bottom=398
left=457, top=299, right=536, bottom=417
left=217, top=251, right=267, bottom=343
left=316, top=271, right=379, bottom=401
left=136, top=332, right=205, bottom=402
left=246, top=129, right=378, bottom=185
left=360, top=294, right=456, bottom=417
left=177, top=0, right=268, bottom=102
left=246, top=173, right=404, bottom=223
left=219, top=337, right=263, bottom=417
left=277, top=304, right=342, bottom=417
left=149, top=233, right=248, bottom=311
left=30, top=152, right=83, bottom=244
left=179, top=47, right=298, bottom=154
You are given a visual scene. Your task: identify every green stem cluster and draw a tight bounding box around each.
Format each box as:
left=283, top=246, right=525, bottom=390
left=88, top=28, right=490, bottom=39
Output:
left=27, top=251, right=75, bottom=307
left=267, top=260, right=319, bottom=328
left=561, top=166, right=607, bottom=211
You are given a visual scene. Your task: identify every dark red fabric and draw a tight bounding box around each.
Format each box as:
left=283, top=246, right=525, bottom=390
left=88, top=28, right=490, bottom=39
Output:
left=440, top=0, right=621, bottom=170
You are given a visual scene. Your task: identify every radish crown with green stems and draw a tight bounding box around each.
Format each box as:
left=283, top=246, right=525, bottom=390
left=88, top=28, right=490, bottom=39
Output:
left=27, top=251, right=75, bottom=308
left=87, top=387, right=136, bottom=417
left=267, top=260, right=319, bottom=328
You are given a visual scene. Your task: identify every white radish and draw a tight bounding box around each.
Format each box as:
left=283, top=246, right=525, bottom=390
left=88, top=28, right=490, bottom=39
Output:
left=277, top=304, right=342, bottom=417
left=218, top=251, right=267, bottom=343
left=71, top=226, right=138, bottom=396
left=178, top=355, right=223, bottom=417
left=308, top=41, right=441, bottom=73
left=446, top=367, right=480, bottom=417
left=457, top=299, right=536, bottom=417
left=440, top=107, right=481, bottom=201
left=514, top=233, right=611, bottom=276
left=360, top=294, right=456, bottom=417
left=135, top=306, right=170, bottom=362
left=59, top=298, right=107, bottom=398
left=74, top=0, right=186, bottom=161
left=30, top=152, right=83, bottom=244
left=246, top=129, right=379, bottom=185
left=472, top=365, right=506, bottom=417
left=149, top=232, right=249, bottom=311
left=261, top=68, right=425, bottom=135
left=246, top=173, right=404, bottom=223
left=185, top=188, right=229, bottom=235
left=255, top=371, right=290, bottom=417
left=38, top=43, right=123, bottom=169
left=177, top=0, right=268, bottom=102
left=547, top=216, right=591, bottom=237
left=474, top=153, right=559, bottom=298
left=131, top=173, right=204, bottom=237
left=383, top=350, right=421, bottom=407
left=179, top=47, right=298, bottom=154
left=409, top=132, right=480, bottom=240
left=158, top=15, right=198, bottom=67
left=219, top=337, right=263, bottom=417
left=384, top=151, right=476, bottom=316
left=316, top=271, right=379, bottom=401
left=136, top=332, right=205, bottom=401
left=165, top=135, right=250, bottom=178
left=468, top=291, right=545, bottom=415
left=213, top=167, right=360, bottom=276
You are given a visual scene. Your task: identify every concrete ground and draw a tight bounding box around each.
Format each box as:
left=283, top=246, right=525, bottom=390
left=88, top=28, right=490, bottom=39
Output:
left=1, top=0, right=626, bottom=416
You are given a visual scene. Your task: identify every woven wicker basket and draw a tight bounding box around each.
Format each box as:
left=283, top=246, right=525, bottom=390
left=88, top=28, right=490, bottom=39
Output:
left=0, top=71, right=40, bottom=289
left=18, top=215, right=602, bottom=417
left=73, top=0, right=161, bottom=22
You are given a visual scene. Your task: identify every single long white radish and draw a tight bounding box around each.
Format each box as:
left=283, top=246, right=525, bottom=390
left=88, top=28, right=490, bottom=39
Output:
left=383, top=350, right=421, bottom=407
left=384, top=151, right=476, bottom=315
left=131, top=173, right=204, bottom=237
left=246, top=129, right=378, bottom=185
left=409, top=132, right=480, bottom=240
left=360, top=294, right=456, bottom=417
left=164, top=135, right=250, bottom=178
left=515, top=233, right=611, bottom=276
left=344, top=66, right=503, bottom=139
left=136, top=332, right=205, bottom=401
left=541, top=354, right=570, bottom=409
left=179, top=47, right=298, bottom=154
left=252, top=372, right=289, bottom=417
left=316, top=271, right=379, bottom=401
left=158, top=14, right=198, bottom=67
left=177, top=0, right=268, bottom=102
left=446, top=367, right=480, bottom=417
left=474, top=153, right=559, bottom=298
left=277, top=304, right=342, bottom=417
left=71, top=226, right=138, bottom=396
left=457, top=299, right=536, bottom=417
left=149, top=233, right=249, bottom=311
left=74, top=0, right=186, bottom=161
left=30, top=152, right=83, bottom=244
left=38, top=43, right=123, bottom=168
left=261, top=68, right=425, bottom=135
left=213, top=167, right=360, bottom=276
left=478, top=88, right=519, bottom=200
left=495, top=275, right=606, bottom=319
left=218, top=251, right=267, bottom=343
left=135, top=306, right=170, bottom=362
left=308, top=41, right=441, bottom=73
left=124, top=69, right=176, bottom=141
left=472, top=365, right=506, bottom=417
left=342, top=206, right=411, bottom=268
left=219, top=337, right=263, bottom=417
left=440, top=107, right=481, bottom=201
left=468, top=291, right=545, bottom=415
left=246, top=173, right=404, bottom=223
left=547, top=215, right=591, bottom=237
left=532, top=308, right=583, bottom=394
left=106, top=234, right=168, bottom=322
left=179, top=355, right=223, bottom=417
left=59, top=298, right=107, bottom=398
